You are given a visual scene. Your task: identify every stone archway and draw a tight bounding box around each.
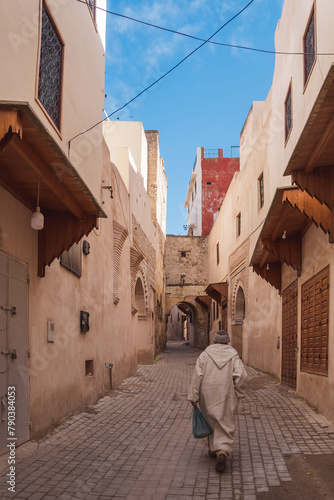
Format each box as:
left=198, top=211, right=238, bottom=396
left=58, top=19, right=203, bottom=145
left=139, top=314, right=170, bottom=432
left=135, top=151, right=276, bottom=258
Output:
left=166, top=302, right=196, bottom=343
left=165, top=296, right=207, bottom=348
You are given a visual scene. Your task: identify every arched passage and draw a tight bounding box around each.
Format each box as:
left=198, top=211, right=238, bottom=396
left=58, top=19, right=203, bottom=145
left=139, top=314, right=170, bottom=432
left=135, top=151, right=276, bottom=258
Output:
left=165, top=297, right=207, bottom=348
left=166, top=302, right=196, bottom=344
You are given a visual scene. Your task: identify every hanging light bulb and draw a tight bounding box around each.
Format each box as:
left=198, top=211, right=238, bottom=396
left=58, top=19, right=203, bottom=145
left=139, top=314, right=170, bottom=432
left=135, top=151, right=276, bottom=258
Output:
left=282, top=230, right=287, bottom=239
left=31, top=179, right=44, bottom=230
left=266, top=263, right=270, bottom=270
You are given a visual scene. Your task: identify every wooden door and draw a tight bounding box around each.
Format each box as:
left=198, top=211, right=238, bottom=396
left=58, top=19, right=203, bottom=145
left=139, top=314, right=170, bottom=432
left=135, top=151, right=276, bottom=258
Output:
left=232, top=324, right=243, bottom=359
left=0, top=252, right=29, bottom=455
left=282, top=280, right=298, bottom=388
left=301, top=267, right=329, bottom=375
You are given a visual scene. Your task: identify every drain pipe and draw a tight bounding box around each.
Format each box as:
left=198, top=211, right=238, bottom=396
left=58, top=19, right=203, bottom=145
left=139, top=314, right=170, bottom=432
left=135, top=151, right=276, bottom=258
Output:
left=105, top=362, right=114, bottom=389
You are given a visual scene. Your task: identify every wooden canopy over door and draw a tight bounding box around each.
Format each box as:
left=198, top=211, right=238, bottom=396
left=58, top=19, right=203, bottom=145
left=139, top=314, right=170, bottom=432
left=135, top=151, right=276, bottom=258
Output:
left=0, top=102, right=106, bottom=276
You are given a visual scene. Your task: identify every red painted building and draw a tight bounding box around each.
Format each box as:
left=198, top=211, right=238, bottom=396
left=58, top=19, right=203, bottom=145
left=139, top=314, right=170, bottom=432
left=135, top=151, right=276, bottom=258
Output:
left=201, top=148, right=240, bottom=235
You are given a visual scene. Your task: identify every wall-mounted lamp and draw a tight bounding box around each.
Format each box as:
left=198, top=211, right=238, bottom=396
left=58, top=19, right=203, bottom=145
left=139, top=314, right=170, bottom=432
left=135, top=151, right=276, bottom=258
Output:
left=31, top=179, right=44, bottom=230
left=102, top=185, right=113, bottom=199
left=180, top=272, right=186, bottom=286
left=282, top=230, right=287, bottom=239
left=83, top=240, right=90, bottom=255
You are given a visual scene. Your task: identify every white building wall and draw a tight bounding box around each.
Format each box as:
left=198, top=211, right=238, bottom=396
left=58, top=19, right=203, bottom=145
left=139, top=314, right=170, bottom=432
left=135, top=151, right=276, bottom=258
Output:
left=185, top=147, right=202, bottom=235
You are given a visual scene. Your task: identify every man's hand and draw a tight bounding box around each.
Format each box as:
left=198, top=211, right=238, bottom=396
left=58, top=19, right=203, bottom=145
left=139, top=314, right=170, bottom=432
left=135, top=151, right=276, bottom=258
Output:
left=190, top=401, right=198, bottom=407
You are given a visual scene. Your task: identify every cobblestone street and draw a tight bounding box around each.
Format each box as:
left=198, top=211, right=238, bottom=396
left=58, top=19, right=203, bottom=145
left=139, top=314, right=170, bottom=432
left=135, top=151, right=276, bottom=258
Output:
left=1, top=341, right=334, bottom=500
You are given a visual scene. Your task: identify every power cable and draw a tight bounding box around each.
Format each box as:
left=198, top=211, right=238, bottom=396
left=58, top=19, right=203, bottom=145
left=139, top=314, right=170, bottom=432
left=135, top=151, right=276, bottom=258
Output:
left=76, top=0, right=334, bottom=56
left=68, top=0, right=255, bottom=153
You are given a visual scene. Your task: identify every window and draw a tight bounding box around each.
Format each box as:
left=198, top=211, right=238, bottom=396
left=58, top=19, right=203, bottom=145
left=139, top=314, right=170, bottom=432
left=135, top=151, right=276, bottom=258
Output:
left=236, top=213, right=241, bottom=237
left=60, top=243, right=82, bottom=277
left=301, top=267, right=329, bottom=376
left=258, top=173, right=264, bottom=209
left=304, top=6, right=316, bottom=86
left=38, top=2, right=63, bottom=130
left=216, top=243, right=219, bottom=265
left=85, top=360, right=94, bottom=377
left=207, top=182, right=212, bottom=186
left=284, top=83, right=292, bottom=143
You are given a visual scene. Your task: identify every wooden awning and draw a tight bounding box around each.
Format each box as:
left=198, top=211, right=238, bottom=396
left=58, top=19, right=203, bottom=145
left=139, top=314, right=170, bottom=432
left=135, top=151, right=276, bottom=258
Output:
left=205, top=282, right=228, bottom=304
left=250, top=187, right=311, bottom=292
left=0, top=102, right=106, bottom=277
left=195, top=295, right=211, bottom=310
left=284, top=64, right=334, bottom=209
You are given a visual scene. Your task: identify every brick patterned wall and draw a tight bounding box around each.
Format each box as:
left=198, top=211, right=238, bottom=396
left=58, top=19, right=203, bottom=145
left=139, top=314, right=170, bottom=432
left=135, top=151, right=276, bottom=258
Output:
left=132, top=214, right=156, bottom=291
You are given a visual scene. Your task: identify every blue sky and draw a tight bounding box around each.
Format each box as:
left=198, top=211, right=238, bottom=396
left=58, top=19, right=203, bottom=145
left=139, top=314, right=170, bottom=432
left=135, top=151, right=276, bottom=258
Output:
left=104, top=0, right=284, bottom=234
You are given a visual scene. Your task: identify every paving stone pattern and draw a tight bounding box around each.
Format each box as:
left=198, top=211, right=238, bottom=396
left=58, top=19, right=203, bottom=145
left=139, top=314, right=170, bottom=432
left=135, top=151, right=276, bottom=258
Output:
left=0, top=342, right=333, bottom=499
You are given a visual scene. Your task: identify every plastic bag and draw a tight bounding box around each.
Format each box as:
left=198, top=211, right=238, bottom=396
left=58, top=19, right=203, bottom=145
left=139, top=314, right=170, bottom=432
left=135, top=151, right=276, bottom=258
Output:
left=192, top=406, right=213, bottom=438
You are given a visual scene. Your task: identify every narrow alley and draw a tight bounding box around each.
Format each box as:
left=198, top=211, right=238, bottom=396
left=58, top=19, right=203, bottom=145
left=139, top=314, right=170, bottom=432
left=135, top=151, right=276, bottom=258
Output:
left=1, top=342, right=333, bottom=500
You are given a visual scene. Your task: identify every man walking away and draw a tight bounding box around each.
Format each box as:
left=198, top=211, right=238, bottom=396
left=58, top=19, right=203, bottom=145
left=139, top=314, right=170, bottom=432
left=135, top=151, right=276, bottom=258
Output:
left=187, top=330, right=248, bottom=473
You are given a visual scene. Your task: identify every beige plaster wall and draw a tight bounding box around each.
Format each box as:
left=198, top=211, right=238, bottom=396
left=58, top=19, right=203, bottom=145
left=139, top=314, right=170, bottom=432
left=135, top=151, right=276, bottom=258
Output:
left=207, top=0, right=334, bottom=406
left=0, top=154, right=140, bottom=439
left=103, top=122, right=148, bottom=189
left=295, top=226, right=334, bottom=419
left=0, top=0, right=105, bottom=203
left=0, top=123, right=165, bottom=437
left=29, top=156, right=140, bottom=437
left=272, top=0, right=334, bottom=182
left=104, top=120, right=166, bottom=365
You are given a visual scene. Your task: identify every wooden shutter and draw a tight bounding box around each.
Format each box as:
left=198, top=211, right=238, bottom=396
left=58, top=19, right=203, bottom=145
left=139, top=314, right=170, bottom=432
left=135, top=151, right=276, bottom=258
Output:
left=301, top=266, right=329, bottom=375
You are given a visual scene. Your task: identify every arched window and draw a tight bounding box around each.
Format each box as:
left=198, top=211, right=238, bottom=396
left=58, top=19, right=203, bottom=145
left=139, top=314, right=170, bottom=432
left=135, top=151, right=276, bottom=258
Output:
left=135, top=277, right=146, bottom=315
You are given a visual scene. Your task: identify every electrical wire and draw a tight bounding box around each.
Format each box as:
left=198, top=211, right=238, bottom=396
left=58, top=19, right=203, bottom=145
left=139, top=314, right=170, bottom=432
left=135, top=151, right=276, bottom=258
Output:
left=76, top=0, right=334, bottom=57
left=69, top=0, right=255, bottom=150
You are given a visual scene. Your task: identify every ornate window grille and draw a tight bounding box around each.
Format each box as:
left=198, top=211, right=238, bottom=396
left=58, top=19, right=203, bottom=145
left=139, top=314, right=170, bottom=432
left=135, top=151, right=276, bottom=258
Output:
left=285, top=84, right=292, bottom=142
left=304, top=8, right=316, bottom=85
left=38, top=3, right=63, bottom=130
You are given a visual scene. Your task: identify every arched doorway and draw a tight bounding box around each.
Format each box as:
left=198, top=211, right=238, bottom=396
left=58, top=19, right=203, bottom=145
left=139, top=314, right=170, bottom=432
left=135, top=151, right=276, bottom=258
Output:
left=232, top=286, right=245, bottom=358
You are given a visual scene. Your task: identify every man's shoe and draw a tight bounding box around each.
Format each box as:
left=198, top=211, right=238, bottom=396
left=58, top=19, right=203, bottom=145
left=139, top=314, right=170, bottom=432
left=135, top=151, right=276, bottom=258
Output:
left=215, top=453, right=226, bottom=473
left=208, top=450, right=216, bottom=458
